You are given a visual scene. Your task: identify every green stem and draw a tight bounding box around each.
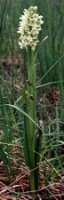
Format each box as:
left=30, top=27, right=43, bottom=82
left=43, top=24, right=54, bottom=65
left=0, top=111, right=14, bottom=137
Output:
left=24, top=48, right=36, bottom=168
left=29, top=171, right=36, bottom=199
left=24, top=48, right=39, bottom=196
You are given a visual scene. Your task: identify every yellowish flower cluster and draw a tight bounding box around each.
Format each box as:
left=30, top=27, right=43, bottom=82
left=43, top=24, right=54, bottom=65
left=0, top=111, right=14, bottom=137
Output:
left=17, top=6, right=44, bottom=51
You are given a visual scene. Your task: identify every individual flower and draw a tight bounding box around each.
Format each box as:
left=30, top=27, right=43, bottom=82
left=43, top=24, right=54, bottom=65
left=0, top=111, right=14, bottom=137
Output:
left=17, top=6, right=44, bottom=51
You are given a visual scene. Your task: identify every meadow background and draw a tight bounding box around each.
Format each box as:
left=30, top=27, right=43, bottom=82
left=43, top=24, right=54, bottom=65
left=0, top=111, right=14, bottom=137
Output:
left=0, top=0, right=64, bottom=199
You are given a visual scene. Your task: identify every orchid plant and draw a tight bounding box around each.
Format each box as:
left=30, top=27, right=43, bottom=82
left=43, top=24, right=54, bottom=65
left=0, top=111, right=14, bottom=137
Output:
left=17, top=6, right=44, bottom=198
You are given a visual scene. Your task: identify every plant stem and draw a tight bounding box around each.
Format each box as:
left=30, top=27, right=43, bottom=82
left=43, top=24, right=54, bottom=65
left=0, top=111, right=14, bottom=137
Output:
left=29, top=170, right=36, bottom=199
left=24, top=48, right=36, bottom=168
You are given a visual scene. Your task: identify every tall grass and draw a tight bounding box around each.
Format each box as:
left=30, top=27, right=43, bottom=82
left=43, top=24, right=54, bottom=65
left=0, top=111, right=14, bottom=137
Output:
left=0, top=0, right=64, bottom=93
left=0, top=0, right=64, bottom=198
left=0, top=73, right=24, bottom=181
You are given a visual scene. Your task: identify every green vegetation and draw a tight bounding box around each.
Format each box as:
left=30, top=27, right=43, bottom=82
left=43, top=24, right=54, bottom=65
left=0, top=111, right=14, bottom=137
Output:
left=0, top=0, right=64, bottom=199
